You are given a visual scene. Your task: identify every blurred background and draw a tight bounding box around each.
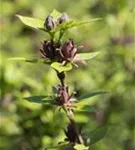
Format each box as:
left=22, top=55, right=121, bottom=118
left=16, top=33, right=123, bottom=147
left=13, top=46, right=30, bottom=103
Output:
left=0, top=0, right=135, bottom=150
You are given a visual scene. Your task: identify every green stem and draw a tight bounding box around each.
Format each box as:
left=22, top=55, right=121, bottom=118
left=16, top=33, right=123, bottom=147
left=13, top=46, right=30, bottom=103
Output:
left=58, top=29, right=65, bottom=43
left=48, top=31, right=54, bottom=41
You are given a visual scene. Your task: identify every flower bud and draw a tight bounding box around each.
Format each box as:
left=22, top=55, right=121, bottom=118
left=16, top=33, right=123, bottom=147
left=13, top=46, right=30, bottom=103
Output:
left=58, top=13, right=69, bottom=24
left=44, top=15, right=55, bottom=30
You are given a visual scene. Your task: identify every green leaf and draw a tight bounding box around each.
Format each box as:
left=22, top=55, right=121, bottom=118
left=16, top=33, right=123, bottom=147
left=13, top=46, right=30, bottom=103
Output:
left=76, top=91, right=108, bottom=103
left=75, top=105, right=97, bottom=113
left=51, top=62, right=72, bottom=73
left=24, top=96, right=55, bottom=105
left=75, top=92, right=108, bottom=107
left=52, top=18, right=101, bottom=33
left=74, top=144, right=89, bottom=150
left=50, top=9, right=62, bottom=18
left=87, top=126, right=108, bottom=145
left=8, top=57, right=51, bottom=64
left=75, top=52, right=100, bottom=61
left=16, top=15, right=44, bottom=30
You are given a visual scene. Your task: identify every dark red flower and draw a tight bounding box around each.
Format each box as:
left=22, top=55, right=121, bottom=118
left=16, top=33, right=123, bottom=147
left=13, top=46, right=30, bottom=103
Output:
left=40, top=40, right=55, bottom=60
left=60, top=39, right=77, bottom=61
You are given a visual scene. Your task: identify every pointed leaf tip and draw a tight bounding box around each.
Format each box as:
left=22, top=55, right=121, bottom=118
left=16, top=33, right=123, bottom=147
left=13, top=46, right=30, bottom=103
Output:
left=51, top=18, right=102, bottom=33
left=77, top=91, right=108, bottom=102
left=24, top=95, right=55, bottom=105
left=75, top=52, right=100, bottom=61
left=16, top=14, right=44, bottom=30
left=75, top=91, right=108, bottom=106
left=75, top=105, right=97, bottom=113
left=8, top=57, right=51, bottom=64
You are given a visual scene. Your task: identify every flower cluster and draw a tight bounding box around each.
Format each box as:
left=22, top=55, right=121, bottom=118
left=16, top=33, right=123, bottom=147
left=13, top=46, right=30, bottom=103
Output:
left=40, top=12, right=91, bottom=148
left=40, top=39, right=78, bottom=63
left=16, top=10, right=105, bottom=149
left=40, top=13, right=79, bottom=64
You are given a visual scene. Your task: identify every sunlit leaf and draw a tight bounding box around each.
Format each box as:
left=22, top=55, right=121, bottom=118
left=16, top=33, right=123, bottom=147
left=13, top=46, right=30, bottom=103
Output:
left=86, top=126, right=108, bottom=145
left=16, top=15, right=44, bottom=30
left=52, top=18, right=102, bottom=33
left=8, top=57, right=51, bottom=64
left=74, top=144, right=89, bottom=150
left=50, top=9, right=62, bottom=18
left=24, top=96, right=55, bottom=105
left=51, top=62, right=72, bottom=72
left=75, top=52, right=100, bottom=61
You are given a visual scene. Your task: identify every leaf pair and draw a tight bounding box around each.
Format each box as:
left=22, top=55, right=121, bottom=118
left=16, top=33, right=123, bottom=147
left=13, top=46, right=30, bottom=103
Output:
left=23, top=91, right=108, bottom=113
left=16, top=9, right=101, bottom=34
left=8, top=51, right=100, bottom=73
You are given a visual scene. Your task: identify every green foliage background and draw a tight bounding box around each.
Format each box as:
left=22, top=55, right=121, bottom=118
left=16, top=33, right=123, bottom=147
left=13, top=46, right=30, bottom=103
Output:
left=0, top=0, right=135, bottom=150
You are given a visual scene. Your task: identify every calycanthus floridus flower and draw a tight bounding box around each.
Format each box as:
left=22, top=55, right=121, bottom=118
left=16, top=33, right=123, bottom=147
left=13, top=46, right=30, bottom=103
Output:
left=59, top=39, right=86, bottom=66
left=40, top=40, right=55, bottom=60
left=60, top=39, right=77, bottom=62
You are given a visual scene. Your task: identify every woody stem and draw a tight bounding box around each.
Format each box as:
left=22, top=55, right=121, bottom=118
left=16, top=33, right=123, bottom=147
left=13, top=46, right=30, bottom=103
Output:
left=56, top=71, right=65, bottom=86
left=63, top=106, right=84, bottom=144
left=56, top=71, right=84, bottom=145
